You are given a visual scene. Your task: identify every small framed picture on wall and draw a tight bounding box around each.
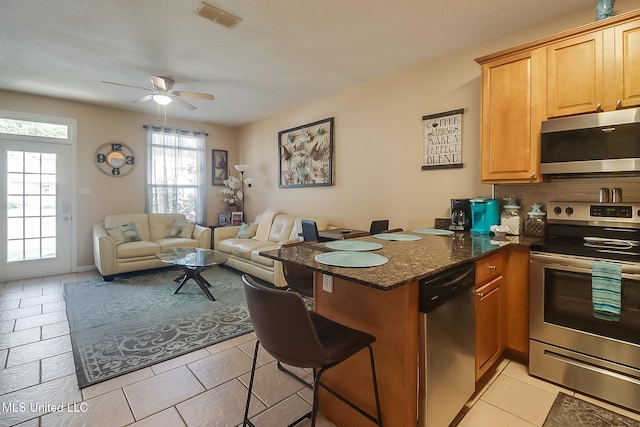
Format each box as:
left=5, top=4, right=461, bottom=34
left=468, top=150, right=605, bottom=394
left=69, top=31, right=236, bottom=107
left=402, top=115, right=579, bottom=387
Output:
left=212, top=149, right=228, bottom=186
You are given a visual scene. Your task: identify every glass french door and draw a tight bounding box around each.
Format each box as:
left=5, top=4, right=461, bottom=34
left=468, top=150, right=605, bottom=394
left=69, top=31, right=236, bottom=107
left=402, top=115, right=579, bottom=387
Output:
left=1, top=140, right=72, bottom=280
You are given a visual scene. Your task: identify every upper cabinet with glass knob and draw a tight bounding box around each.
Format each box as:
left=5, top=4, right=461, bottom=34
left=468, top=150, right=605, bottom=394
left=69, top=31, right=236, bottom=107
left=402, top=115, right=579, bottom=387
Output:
left=547, top=19, right=640, bottom=118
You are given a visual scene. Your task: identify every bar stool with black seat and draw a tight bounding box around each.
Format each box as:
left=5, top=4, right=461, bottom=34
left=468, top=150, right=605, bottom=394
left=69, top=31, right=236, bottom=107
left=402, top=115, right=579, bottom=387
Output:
left=277, top=258, right=315, bottom=386
left=241, top=274, right=383, bottom=427
left=282, top=260, right=314, bottom=298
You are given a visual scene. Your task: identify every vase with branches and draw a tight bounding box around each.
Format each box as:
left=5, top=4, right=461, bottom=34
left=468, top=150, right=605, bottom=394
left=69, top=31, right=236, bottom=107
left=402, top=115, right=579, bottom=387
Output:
left=219, top=175, right=243, bottom=207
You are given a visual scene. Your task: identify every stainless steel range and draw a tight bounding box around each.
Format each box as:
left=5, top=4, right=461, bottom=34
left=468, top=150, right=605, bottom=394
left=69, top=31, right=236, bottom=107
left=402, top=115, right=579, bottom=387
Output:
left=529, top=201, right=640, bottom=412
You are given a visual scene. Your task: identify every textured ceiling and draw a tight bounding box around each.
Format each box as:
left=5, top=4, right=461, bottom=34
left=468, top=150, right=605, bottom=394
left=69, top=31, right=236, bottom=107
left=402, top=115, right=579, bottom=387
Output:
left=0, top=0, right=591, bottom=126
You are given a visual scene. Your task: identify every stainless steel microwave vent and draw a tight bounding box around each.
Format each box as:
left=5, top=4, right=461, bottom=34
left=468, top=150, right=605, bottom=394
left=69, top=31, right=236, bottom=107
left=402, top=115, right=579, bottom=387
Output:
left=540, top=108, right=640, bottom=175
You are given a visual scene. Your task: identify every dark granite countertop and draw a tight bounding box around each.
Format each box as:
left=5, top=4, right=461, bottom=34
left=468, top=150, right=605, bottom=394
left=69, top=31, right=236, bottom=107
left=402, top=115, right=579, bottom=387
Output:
left=259, top=232, right=542, bottom=291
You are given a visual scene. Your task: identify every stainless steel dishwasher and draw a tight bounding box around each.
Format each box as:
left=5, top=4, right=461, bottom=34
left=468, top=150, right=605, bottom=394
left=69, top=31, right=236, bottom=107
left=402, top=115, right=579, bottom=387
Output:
left=418, top=262, right=475, bottom=427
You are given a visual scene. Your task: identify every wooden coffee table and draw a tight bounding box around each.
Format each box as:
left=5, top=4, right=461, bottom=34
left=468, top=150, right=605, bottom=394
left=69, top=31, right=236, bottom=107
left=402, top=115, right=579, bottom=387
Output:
left=156, top=248, right=228, bottom=301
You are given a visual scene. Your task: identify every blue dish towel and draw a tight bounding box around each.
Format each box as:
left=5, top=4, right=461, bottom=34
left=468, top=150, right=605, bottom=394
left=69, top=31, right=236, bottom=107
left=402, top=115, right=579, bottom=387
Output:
left=592, top=261, right=622, bottom=321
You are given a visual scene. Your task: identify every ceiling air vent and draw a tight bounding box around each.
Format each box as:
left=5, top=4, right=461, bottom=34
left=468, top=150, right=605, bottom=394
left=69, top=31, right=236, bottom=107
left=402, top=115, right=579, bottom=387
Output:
left=197, top=2, right=242, bottom=28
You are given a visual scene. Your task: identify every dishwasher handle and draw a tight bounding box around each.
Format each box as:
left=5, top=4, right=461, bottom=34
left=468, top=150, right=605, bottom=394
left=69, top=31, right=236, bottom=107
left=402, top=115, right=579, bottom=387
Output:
left=422, top=265, right=475, bottom=289
left=419, top=263, right=475, bottom=313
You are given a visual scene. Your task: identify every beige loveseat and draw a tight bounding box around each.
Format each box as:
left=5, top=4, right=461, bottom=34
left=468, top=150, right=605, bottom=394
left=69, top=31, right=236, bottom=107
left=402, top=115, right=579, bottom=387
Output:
left=213, top=210, right=330, bottom=287
left=93, top=213, right=211, bottom=281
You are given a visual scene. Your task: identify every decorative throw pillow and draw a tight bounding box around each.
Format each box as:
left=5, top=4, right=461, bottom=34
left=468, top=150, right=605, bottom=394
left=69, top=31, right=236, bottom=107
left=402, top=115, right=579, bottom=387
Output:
left=237, top=222, right=258, bottom=239
left=106, top=222, right=142, bottom=245
left=105, top=226, right=125, bottom=245
left=181, top=222, right=196, bottom=238
left=166, top=219, right=185, bottom=238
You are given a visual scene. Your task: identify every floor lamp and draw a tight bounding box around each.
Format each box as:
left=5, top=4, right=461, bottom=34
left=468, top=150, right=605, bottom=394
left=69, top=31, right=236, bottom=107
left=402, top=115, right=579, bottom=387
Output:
left=234, top=164, right=251, bottom=221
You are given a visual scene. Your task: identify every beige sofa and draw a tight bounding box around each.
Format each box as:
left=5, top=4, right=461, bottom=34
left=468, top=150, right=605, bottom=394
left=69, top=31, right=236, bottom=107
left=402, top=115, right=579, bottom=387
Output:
left=213, top=211, right=330, bottom=287
left=93, top=213, right=211, bottom=281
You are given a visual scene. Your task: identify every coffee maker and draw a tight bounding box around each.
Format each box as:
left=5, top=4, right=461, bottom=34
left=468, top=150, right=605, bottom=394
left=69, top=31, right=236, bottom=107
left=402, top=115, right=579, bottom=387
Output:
left=449, top=199, right=471, bottom=231
left=470, top=198, right=499, bottom=234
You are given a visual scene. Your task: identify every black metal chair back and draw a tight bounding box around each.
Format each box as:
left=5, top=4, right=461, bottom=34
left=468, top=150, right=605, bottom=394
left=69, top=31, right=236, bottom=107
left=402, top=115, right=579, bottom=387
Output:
left=369, top=219, right=390, bottom=234
left=301, top=219, right=321, bottom=242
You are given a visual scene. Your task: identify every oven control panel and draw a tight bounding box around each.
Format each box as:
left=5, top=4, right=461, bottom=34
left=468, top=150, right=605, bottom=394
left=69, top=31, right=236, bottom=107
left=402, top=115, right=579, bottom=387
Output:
left=548, top=201, right=640, bottom=226
left=590, top=205, right=633, bottom=218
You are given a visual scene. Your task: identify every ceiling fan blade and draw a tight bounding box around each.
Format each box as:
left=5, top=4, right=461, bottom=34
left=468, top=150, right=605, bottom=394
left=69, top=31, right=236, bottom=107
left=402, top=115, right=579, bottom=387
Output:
left=101, top=81, right=152, bottom=92
left=150, top=75, right=173, bottom=92
left=173, top=91, right=215, bottom=101
left=169, top=95, right=197, bottom=110
left=132, top=94, right=153, bottom=104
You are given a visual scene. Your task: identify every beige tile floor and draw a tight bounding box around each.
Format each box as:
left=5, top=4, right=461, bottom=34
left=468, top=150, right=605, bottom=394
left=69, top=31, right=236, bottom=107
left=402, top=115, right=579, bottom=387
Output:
left=1, top=271, right=640, bottom=427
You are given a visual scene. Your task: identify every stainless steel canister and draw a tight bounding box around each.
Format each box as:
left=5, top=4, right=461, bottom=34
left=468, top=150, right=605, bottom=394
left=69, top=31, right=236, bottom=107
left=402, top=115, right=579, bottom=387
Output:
left=612, top=188, right=623, bottom=203
left=599, top=187, right=610, bottom=203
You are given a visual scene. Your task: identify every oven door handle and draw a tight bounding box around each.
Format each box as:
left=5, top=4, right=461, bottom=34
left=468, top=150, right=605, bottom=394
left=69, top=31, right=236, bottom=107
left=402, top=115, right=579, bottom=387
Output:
left=530, top=252, right=640, bottom=276
left=584, top=237, right=639, bottom=248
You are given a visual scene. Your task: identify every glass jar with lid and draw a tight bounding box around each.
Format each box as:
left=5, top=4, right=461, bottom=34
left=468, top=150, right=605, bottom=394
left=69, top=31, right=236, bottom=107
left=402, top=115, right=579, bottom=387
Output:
left=500, top=197, right=522, bottom=235
left=525, top=203, right=546, bottom=237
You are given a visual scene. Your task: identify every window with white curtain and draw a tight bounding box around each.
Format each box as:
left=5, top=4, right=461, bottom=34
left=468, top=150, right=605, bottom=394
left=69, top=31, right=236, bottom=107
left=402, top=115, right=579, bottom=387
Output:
left=145, top=126, right=207, bottom=224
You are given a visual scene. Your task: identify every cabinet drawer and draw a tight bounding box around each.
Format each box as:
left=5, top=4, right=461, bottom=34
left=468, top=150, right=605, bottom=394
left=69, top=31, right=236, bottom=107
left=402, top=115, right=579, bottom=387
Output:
left=475, top=252, right=504, bottom=285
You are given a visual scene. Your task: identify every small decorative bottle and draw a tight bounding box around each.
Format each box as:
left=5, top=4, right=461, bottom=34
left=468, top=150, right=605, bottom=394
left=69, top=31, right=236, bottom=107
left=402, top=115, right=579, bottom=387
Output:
left=525, top=203, right=546, bottom=237
left=500, top=197, right=522, bottom=235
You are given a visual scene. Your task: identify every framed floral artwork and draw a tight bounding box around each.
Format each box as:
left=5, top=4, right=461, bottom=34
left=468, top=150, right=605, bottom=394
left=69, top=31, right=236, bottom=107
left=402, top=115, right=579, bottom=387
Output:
left=278, top=117, right=334, bottom=188
left=212, top=149, right=228, bottom=186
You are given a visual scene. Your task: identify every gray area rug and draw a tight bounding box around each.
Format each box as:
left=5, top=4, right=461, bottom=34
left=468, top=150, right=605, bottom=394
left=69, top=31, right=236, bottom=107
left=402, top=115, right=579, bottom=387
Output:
left=64, top=267, right=254, bottom=388
left=543, top=392, right=639, bottom=426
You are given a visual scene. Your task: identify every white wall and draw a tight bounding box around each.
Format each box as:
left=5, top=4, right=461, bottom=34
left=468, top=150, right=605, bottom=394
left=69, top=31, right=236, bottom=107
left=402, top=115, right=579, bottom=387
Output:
left=236, top=2, right=637, bottom=230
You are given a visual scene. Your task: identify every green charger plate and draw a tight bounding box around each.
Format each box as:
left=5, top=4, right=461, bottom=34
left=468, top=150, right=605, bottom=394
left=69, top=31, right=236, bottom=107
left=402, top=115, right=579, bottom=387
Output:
left=325, top=240, right=383, bottom=251
left=411, top=228, right=454, bottom=235
left=373, top=233, right=422, bottom=241
left=314, top=251, right=388, bottom=267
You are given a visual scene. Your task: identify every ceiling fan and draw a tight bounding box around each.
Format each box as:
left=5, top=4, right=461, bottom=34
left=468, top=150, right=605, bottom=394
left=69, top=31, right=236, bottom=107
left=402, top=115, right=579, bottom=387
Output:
left=101, top=75, right=215, bottom=110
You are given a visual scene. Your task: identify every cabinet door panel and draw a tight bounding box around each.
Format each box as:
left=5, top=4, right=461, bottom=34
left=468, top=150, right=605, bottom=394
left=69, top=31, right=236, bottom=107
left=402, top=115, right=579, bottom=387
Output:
left=547, top=32, right=604, bottom=117
left=480, top=50, right=543, bottom=182
left=475, top=276, right=505, bottom=380
left=616, top=20, right=640, bottom=108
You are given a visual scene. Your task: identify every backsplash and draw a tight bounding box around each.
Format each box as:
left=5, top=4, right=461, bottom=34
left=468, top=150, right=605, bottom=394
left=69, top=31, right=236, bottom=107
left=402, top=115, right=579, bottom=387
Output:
left=494, top=175, right=640, bottom=215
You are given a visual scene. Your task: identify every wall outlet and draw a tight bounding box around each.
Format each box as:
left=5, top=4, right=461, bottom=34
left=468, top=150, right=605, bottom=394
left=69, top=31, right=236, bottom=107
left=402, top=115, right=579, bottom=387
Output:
left=322, top=274, right=333, bottom=293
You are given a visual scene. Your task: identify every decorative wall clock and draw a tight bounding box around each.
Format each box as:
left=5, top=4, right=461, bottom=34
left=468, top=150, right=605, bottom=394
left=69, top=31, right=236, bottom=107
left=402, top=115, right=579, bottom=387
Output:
left=95, top=142, right=136, bottom=176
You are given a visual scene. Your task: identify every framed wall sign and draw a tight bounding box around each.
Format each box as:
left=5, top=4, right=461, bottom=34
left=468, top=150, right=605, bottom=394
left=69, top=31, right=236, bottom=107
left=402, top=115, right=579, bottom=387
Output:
left=212, top=149, right=228, bottom=186
left=422, top=109, right=464, bottom=170
left=278, top=117, right=334, bottom=188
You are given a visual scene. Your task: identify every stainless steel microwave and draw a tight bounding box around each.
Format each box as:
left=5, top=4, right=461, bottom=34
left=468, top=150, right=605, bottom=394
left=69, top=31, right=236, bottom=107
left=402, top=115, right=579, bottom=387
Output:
left=540, top=107, right=640, bottom=175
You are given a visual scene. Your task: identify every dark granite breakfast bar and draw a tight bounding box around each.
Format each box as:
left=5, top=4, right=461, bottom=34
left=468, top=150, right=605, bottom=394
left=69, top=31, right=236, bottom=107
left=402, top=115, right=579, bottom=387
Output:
left=259, top=232, right=538, bottom=426
left=261, top=232, right=537, bottom=289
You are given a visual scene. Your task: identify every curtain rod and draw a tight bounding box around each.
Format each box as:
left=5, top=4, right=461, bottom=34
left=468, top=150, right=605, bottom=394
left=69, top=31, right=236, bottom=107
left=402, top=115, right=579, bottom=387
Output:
left=143, top=124, right=208, bottom=136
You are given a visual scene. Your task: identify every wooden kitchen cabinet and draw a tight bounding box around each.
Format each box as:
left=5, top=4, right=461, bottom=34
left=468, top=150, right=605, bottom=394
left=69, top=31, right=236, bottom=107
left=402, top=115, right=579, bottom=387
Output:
left=615, top=19, right=640, bottom=109
left=476, top=10, right=640, bottom=183
left=475, top=251, right=507, bottom=381
left=547, top=19, right=640, bottom=118
left=546, top=31, right=606, bottom=117
left=478, top=50, right=545, bottom=183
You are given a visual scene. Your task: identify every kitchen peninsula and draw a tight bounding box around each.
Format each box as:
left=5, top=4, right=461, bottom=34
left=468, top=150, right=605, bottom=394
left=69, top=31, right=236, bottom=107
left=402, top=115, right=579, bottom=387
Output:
left=260, top=232, right=537, bottom=426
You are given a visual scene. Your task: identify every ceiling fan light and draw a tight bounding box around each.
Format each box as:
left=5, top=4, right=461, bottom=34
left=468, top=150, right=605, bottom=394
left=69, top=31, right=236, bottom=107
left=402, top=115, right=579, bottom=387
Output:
left=152, top=94, right=173, bottom=105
